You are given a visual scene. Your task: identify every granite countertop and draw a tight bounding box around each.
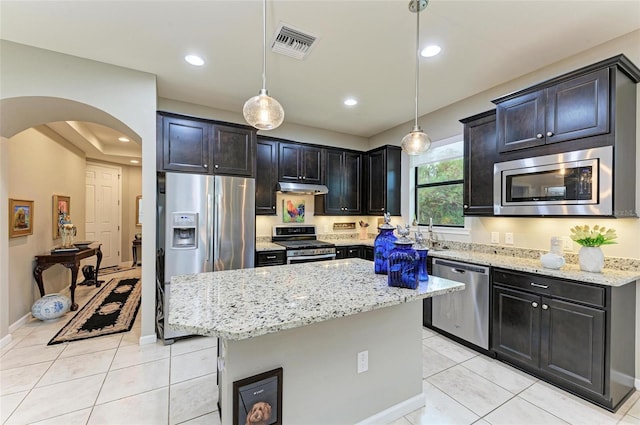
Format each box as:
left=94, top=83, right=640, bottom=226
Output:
left=333, top=238, right=375, bottom=247
left=168, top=258, right=464, bottom=340
left=429, top=249, right=640, bottom=287
left=255, top=242, right=285, bottom=252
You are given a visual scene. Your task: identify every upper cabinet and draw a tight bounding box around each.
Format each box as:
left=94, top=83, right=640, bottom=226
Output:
left=461, top=110, right=497, bottom=216
left=365, top=145, right=401, bottom=216
left=315, top=148, right=362, bottom=215
left=493, top=55, right=640, bottom=156
left=157, top=112, right=256, bottom=177
left=278, top=142, right=323, bottom=184
left=256, top=138, right=279, bottom=215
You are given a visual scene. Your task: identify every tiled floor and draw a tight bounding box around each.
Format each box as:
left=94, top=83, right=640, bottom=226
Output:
left=1, top=266, right=639, bottom=424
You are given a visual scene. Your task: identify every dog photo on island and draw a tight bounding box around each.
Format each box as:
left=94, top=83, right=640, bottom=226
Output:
left=233, top=368, right=282, bottom=425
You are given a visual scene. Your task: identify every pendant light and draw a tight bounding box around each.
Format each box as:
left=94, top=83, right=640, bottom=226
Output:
left=243, top=0, right=285, bottom=130
left=401, top=0, right=431, bottom=156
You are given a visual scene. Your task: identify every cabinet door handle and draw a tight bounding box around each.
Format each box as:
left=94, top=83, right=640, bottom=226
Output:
left=532, top=302, right=538, bottom=308
left=536, top=133, right=544, bottom=139
left=214, top=164, right=219, bottom=169
left=530, top=282, right=549, bottom=289
left=381, top=208, right=385, bottom=211
left=266, top=255, right=277, bottom=259
left=542, top=304, right=549, bottom=310
left=302, top=176, right=306, bottom=180
left=204, top=164, right=208, bottom=168
left=546, top=131, right=554, bottom=137
left=463, top=204, right=469, bottom=209
left=272, top=206, right=276, bottom=210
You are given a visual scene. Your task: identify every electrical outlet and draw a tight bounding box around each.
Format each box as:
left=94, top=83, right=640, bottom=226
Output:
left=505, top=232, right=514, bottom=245
left=357, top=350, right=368, bottom=374
left=563, top=236, right=573, bottom=251
left=491, top=232, right=500, bottom=244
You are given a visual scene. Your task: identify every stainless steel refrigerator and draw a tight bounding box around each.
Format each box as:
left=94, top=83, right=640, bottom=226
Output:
left=156, top=172, right=255, bottom=343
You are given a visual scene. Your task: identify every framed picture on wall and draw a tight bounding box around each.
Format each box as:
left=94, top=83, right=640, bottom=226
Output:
left=52, top=194, right=71, bottom=239
left=233, top=368, right=282, bottom=425
left=9, top=198, right=34, bottom=238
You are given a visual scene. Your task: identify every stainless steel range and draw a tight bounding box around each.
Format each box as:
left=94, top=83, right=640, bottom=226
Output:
left=272, top=225, right=336, bottom=264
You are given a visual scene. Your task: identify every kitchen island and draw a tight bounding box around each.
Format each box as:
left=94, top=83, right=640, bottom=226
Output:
left=168, top=258, right=465, bottom=424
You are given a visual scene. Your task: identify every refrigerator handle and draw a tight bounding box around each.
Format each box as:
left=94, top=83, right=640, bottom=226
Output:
left=206, top=192, right=213, bottom=263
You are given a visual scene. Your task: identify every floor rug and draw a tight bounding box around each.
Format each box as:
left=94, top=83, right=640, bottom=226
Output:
left=48, top=277, right=141, bottom=345
left=98, top=265, right=137, bottom=276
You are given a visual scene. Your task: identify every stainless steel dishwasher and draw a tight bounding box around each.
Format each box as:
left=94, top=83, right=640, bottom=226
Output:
left=431, top=258, right=490, bottom=350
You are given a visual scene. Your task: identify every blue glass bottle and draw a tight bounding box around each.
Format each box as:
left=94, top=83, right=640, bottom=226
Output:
left=415, top=232, right=429, bottom=282
left=388, top=228, right=420, bottom=289
left=374, top=214, right=397, bottom=274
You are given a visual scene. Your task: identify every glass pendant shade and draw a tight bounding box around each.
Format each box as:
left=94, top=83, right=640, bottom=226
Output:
left=401, top=125, right=431, bottom=155
left=243, top=88, right=285, bottom=130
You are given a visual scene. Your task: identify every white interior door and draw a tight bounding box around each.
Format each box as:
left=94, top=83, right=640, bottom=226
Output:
left=86, top=163, right=121, bottom=268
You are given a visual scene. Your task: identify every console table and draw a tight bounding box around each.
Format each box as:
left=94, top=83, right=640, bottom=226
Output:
left=33, top=244, right=102, bottom=311
left=132, top=239, right=141, bottom=267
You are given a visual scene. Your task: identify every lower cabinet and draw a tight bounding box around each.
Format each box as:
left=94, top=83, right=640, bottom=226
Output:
left=491, top=268, right=635, bottom=411
left=335, top=245, right=362, bottom=259
left=255, top=250, right=286, bottom=267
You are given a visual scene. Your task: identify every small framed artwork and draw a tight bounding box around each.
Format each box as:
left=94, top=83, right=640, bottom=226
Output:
left=9, top=198, right=34, bottom=238
left=283, top=199, right=304, bottom=223
left=52, top=194, right=71, bottom=239
left=135, top=195, right=142, bottom=227
left=233, top=367, right=282, bottom=425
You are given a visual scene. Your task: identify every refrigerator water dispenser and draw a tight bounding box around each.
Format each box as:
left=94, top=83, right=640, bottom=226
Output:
left=171, top=212, right=197, bottom=248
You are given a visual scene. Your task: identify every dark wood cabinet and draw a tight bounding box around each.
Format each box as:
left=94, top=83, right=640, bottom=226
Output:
left=362, top=246, right=374, bottom=261
left=278, top=142, right=323, bottom=184
left=255, top=250, right=286, bottom=267
left=365, top=145, right=401, bottom=215
left=315, top=149, right=362, bottom=215
left=335, top=245, right=363, bottom=259
left=461, top=110, right=497, bottom=216
left=157, top=112, right=257, bottom=177
left=491, top=268, right=635, bottom=410
left=256, top=138, right=278, bottom=215
left=159, top=114, right=212, bottom=174
left=212, top=124, right=255, bottom=176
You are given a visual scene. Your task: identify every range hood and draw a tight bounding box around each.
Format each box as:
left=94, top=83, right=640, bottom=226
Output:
left=276, top=182, right=329, bottom=195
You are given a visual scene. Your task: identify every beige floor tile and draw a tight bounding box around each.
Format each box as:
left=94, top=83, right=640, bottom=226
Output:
left=58, top=333, right=123, bottom=358
left=110, top=340, right=170, bottom=370
left=519, top=381, right=626, bottom=425
left=169, top=373, right=218, bottom=425
left=171, top=336, right=217, bottom=357
left=421, top=327, right=437, bottom=339
left=4, top=374, right=104, bottom=424
left=12, top=322, right=67, bottom=349
left=387, top=417, right=412, bottom=425
left=423, top=335, right=478, bottom=364
left=97, top=357, right=170, bottom=404
left=30, top=408, right=92, bottom=425
left=180, top=411, right=222, bottom=425
left=427, top=365, right=513, bottom=417
left=0, top=390, right=28, bottom=423
left=0, top=361, right=51, bottom=395
left=629, top=395, right=640, bottom=419
left=89, top=387, right=169, bottom=425
left=461, top=355, right=537, bottom=394
left=0, top=344, right=65, bottom=371
left=619, top=414, right=640, bottom=425
left=422, top=345, right=456, bottom=378
left=404, top=381, right=479, bottom=425
left=170, top=347, right=217, bottom=384
left=484, top=396, right=568, bottom=425
left=36, top=348, right=116, bottom=387
left=619, top=391, right=640, bottom=417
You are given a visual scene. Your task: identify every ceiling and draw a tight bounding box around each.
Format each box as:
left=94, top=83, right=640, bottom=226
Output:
left=2, top=1, right=639, bottom=162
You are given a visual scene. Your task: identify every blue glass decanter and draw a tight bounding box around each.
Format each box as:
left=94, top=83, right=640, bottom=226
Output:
left=415, top=231, right=429, bottom=282
left=374, top=213, right=397, bottom=275
left=388, top=225, right=420, bottom=289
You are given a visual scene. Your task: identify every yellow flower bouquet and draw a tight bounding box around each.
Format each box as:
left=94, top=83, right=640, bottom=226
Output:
left=569, top=225, right=617, bottom=247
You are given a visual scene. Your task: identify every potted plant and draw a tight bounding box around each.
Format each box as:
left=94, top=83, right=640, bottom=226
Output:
left=569, top=225, right=617, bottom=273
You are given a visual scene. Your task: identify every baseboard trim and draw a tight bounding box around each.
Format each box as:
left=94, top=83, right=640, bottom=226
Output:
left=0, top=333, right=12, bottom=349
left=356, top=393, right=424, bottom=425
left=9, top=313, right=30, bottom=333
left=139, top=333, right=157, bottom=345
left=636, top=377, right=640, bottom=390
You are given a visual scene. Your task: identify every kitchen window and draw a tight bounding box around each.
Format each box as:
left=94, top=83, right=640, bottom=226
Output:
left=413, top=138, right=464, bottom=227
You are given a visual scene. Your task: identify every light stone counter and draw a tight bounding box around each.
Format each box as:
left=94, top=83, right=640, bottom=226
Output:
left=429, top=249, right=639, bottom=287
left=255, top=242, right=285, bottom=252
left=168, top=258, right=464, bottom=340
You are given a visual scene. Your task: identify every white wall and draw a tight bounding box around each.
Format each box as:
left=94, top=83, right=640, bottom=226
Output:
left=0, top=40, right=156, bottom=344
left=0, top=137, right=9, bottom=341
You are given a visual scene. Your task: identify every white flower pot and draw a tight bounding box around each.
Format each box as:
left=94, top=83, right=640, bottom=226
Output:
left=578, top=246, right=605, bottom=273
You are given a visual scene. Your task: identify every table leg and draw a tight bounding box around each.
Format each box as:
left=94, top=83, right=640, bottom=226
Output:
left=132, top=244, right=138, bottom=267
left=32, top=265, right=47, bottom=297
left=95, top=247, right=103, bottom=287
left=69, top=261, right=80, bottom=311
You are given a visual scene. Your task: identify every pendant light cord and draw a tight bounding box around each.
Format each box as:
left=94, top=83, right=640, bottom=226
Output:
left=414, top=4, right=420, bottom=128
left=262, top=0, right=267, bottom=91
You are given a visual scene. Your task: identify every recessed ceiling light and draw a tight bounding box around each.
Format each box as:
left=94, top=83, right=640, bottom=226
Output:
left=344, top=98, right=358, bottom=106
left=421, top=45, right=441, bottom=58
left=130, top=160, right=140, bottom=164
left=185, top=54, right=205, bottom=66
left=118, top=137, right=130, bottom=143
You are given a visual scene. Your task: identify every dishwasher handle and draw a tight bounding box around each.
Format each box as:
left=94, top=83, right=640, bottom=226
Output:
left=433, top=258, right=489, bottom=275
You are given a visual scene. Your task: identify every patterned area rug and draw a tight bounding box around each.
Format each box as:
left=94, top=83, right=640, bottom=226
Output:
left=48, top=277, right=141, bottom=345
left=99, top=265, right=137, bottom=276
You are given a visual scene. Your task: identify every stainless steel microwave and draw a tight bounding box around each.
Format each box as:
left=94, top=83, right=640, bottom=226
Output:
left=493, top=146, right=613, bottom=216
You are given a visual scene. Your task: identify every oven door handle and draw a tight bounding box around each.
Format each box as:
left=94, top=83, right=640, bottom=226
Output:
left=287, top=253, right=336, bottom=264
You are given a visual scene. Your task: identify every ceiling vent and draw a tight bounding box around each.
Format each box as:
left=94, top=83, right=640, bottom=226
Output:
left=271, top=23, right=318, bottom=60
